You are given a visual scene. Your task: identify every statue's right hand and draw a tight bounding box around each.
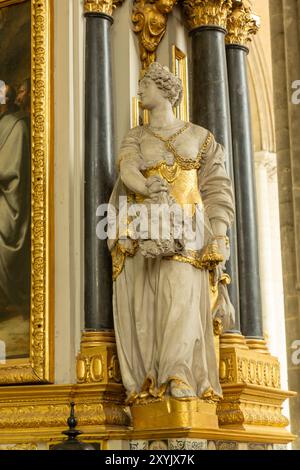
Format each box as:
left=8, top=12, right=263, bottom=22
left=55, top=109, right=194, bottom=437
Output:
left=146, top=176, right=168, bottom=195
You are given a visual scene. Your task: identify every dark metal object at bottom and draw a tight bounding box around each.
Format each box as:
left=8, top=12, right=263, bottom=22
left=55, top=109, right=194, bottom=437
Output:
left=51, top=402, right=95, bottom=451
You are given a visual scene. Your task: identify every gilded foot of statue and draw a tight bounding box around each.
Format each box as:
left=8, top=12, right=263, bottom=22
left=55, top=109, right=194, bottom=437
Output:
left=200, top=387, right=221, bottom=404
left=170, top=379, right=197, bottom=399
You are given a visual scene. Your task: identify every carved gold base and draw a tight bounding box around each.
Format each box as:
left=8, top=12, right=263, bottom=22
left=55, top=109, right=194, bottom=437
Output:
left=219, top=332, right=249, bottom=350
left=131, top=398, right=219, bottom=432
left=217, top=383, right=294, bottom=431
left=217, top=333, right=296, bottom=442
left=0, top=382, right=129, bottom=445
left=246, top=338, right=269, bottom=354
left=0, top=330, right=130, bottom=446
left=76, top=330, right=122, bottom=384
left=0, top=331, right=295, bottom=448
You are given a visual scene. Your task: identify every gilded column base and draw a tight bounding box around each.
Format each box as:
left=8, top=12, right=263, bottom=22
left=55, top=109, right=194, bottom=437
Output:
left=219, top=332, right=249, bottom=350
left=0, top=330, right=130, bottom=446
left=76, top=330, right=122, bottom=384
left=0, top=383, right=130, bottom=445
left=131, top=398, right=219, bottom=433
left=218, top=333, right=296, bottom=443
left=246, top=338, right=269, bottom=354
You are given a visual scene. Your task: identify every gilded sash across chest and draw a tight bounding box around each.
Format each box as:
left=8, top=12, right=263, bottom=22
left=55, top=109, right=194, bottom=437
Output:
left=141, top=163, right=203, bottom=208
left=137, top=124, right=213, bottom=207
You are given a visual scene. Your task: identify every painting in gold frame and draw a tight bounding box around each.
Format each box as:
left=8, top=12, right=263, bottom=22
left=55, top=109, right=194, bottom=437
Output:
left=0, top=0, right=54, bottom=384
left=131, top=96, right=149, bottom=128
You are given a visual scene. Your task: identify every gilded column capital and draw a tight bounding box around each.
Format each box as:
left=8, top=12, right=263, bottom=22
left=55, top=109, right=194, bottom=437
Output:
left=132, top=0, right=178, bottom=70
left=226, top=0, right=259, bottom=47
left=182, top=0, right=233, bottom=31
left=84, top=0, right=125, bottom=17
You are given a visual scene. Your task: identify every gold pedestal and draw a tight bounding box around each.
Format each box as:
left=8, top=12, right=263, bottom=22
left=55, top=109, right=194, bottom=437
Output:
left=0, top=383, right=130, bottom=447
left=218, top=333, right=296, bottom=442
left=129, top=334, right=295, bottom=447
left=76, top=330, right=121, bottom=384
left=0, top=331, right=130, bottom=448
left=132, top=398, right=219, bottom=433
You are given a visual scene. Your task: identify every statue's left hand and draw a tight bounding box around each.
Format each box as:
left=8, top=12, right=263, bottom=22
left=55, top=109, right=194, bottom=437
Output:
left=213, top=236, right=230, bottom=271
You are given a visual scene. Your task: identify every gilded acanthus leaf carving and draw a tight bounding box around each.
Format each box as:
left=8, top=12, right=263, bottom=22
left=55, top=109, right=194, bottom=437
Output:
left=182, top=0, right=233, bottom=31
left=84, top=0, right=125, bottom=16
left=226, top=0, right=259, bottom=46
left=132, top=0, right=178, bottom=70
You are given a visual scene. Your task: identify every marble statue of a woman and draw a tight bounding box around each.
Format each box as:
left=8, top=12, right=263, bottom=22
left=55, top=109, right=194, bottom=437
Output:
left=108, top=62, right=235, bottom=405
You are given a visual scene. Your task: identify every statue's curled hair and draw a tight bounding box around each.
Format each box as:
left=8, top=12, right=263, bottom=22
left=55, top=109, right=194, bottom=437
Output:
left=142, top=62, right=183, bottom=108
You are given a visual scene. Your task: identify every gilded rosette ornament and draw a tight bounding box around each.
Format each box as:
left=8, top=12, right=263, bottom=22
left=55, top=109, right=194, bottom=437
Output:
left=132, top=0, right=178, bottom=70
left=84, top=0, right=125, bottom=16
left=182, top=0, right=233, bottom=31
left=226, top=0, right=259, bottom=46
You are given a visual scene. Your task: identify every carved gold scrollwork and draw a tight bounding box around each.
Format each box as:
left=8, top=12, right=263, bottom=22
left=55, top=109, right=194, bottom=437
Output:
left=76, top=354, right=104, bottom=384
left=76, top=356, right=88, bottom=383
left=76, top=331, right=123, bottom=386
left=218, top=336, right=295, bottom=436
left=272, top=363, right=280, bottom=388
left=0, top=443, right=38, bottom=451
left=256, top=361, right=264, bottom=385
left=219, top=357, right=234, bottom=383
left=248, top=360, right=256, bottom=383
left=226, top=0, right=259, bottom=46
left=132, top=0, right=178, bottom=70
left=218, top=400, right=290, bottom=428
left=182, top=0, right=233, bottom=31
left=238, top=358, right=248, bottom=382
left=108, top=355, right=122, bottom=383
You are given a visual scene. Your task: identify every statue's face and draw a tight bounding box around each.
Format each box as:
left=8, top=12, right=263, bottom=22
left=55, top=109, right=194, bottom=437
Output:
left=157, top=0, right=175, bottom=14
left=138, top=77, right=167, bottom=110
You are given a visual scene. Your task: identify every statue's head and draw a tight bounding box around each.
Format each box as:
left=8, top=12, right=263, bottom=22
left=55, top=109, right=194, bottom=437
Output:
left=138, top=62, right=183, bottom=110
left=147, top=0, right=177, bottom=14
left=156, top=0, right=177, bottom=14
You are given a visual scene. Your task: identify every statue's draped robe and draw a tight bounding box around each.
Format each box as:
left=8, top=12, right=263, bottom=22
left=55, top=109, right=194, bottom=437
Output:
left=108, top=122, right=234, bottom=400
left=0, top=112, right=30, bottom=314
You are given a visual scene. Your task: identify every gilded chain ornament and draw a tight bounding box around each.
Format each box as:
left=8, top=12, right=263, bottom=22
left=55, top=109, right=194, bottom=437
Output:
left=84, top=0, right=125, bottom=16
left=132, top=0, right=178, bottom=70
left=182, top=0, right=233, bottom=31
left=226, top=0, right=259, bottom=47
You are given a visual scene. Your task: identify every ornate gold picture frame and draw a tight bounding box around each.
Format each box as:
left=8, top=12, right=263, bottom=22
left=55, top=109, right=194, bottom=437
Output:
left=0, top=0, right=54, bottom=384
left=172, top=45, right=189, bottom=122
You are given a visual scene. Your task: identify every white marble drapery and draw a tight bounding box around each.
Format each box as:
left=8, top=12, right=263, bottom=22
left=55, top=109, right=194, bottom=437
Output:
left=109, top=122, right=235, bottom=400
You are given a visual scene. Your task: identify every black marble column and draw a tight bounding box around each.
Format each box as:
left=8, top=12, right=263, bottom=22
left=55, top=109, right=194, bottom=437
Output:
left=84, top=12, right=115, bottom=330
left=190, top=26, right=241, bottom=332
left=226, top=44, right=263, bottom=339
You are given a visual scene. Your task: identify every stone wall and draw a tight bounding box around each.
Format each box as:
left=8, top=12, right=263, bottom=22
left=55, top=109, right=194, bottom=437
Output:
left=269, top=0, right=300, bottom=450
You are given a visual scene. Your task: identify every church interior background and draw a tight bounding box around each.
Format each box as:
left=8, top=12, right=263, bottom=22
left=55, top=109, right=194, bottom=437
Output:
left=0, top=0, right=300, bottom=451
